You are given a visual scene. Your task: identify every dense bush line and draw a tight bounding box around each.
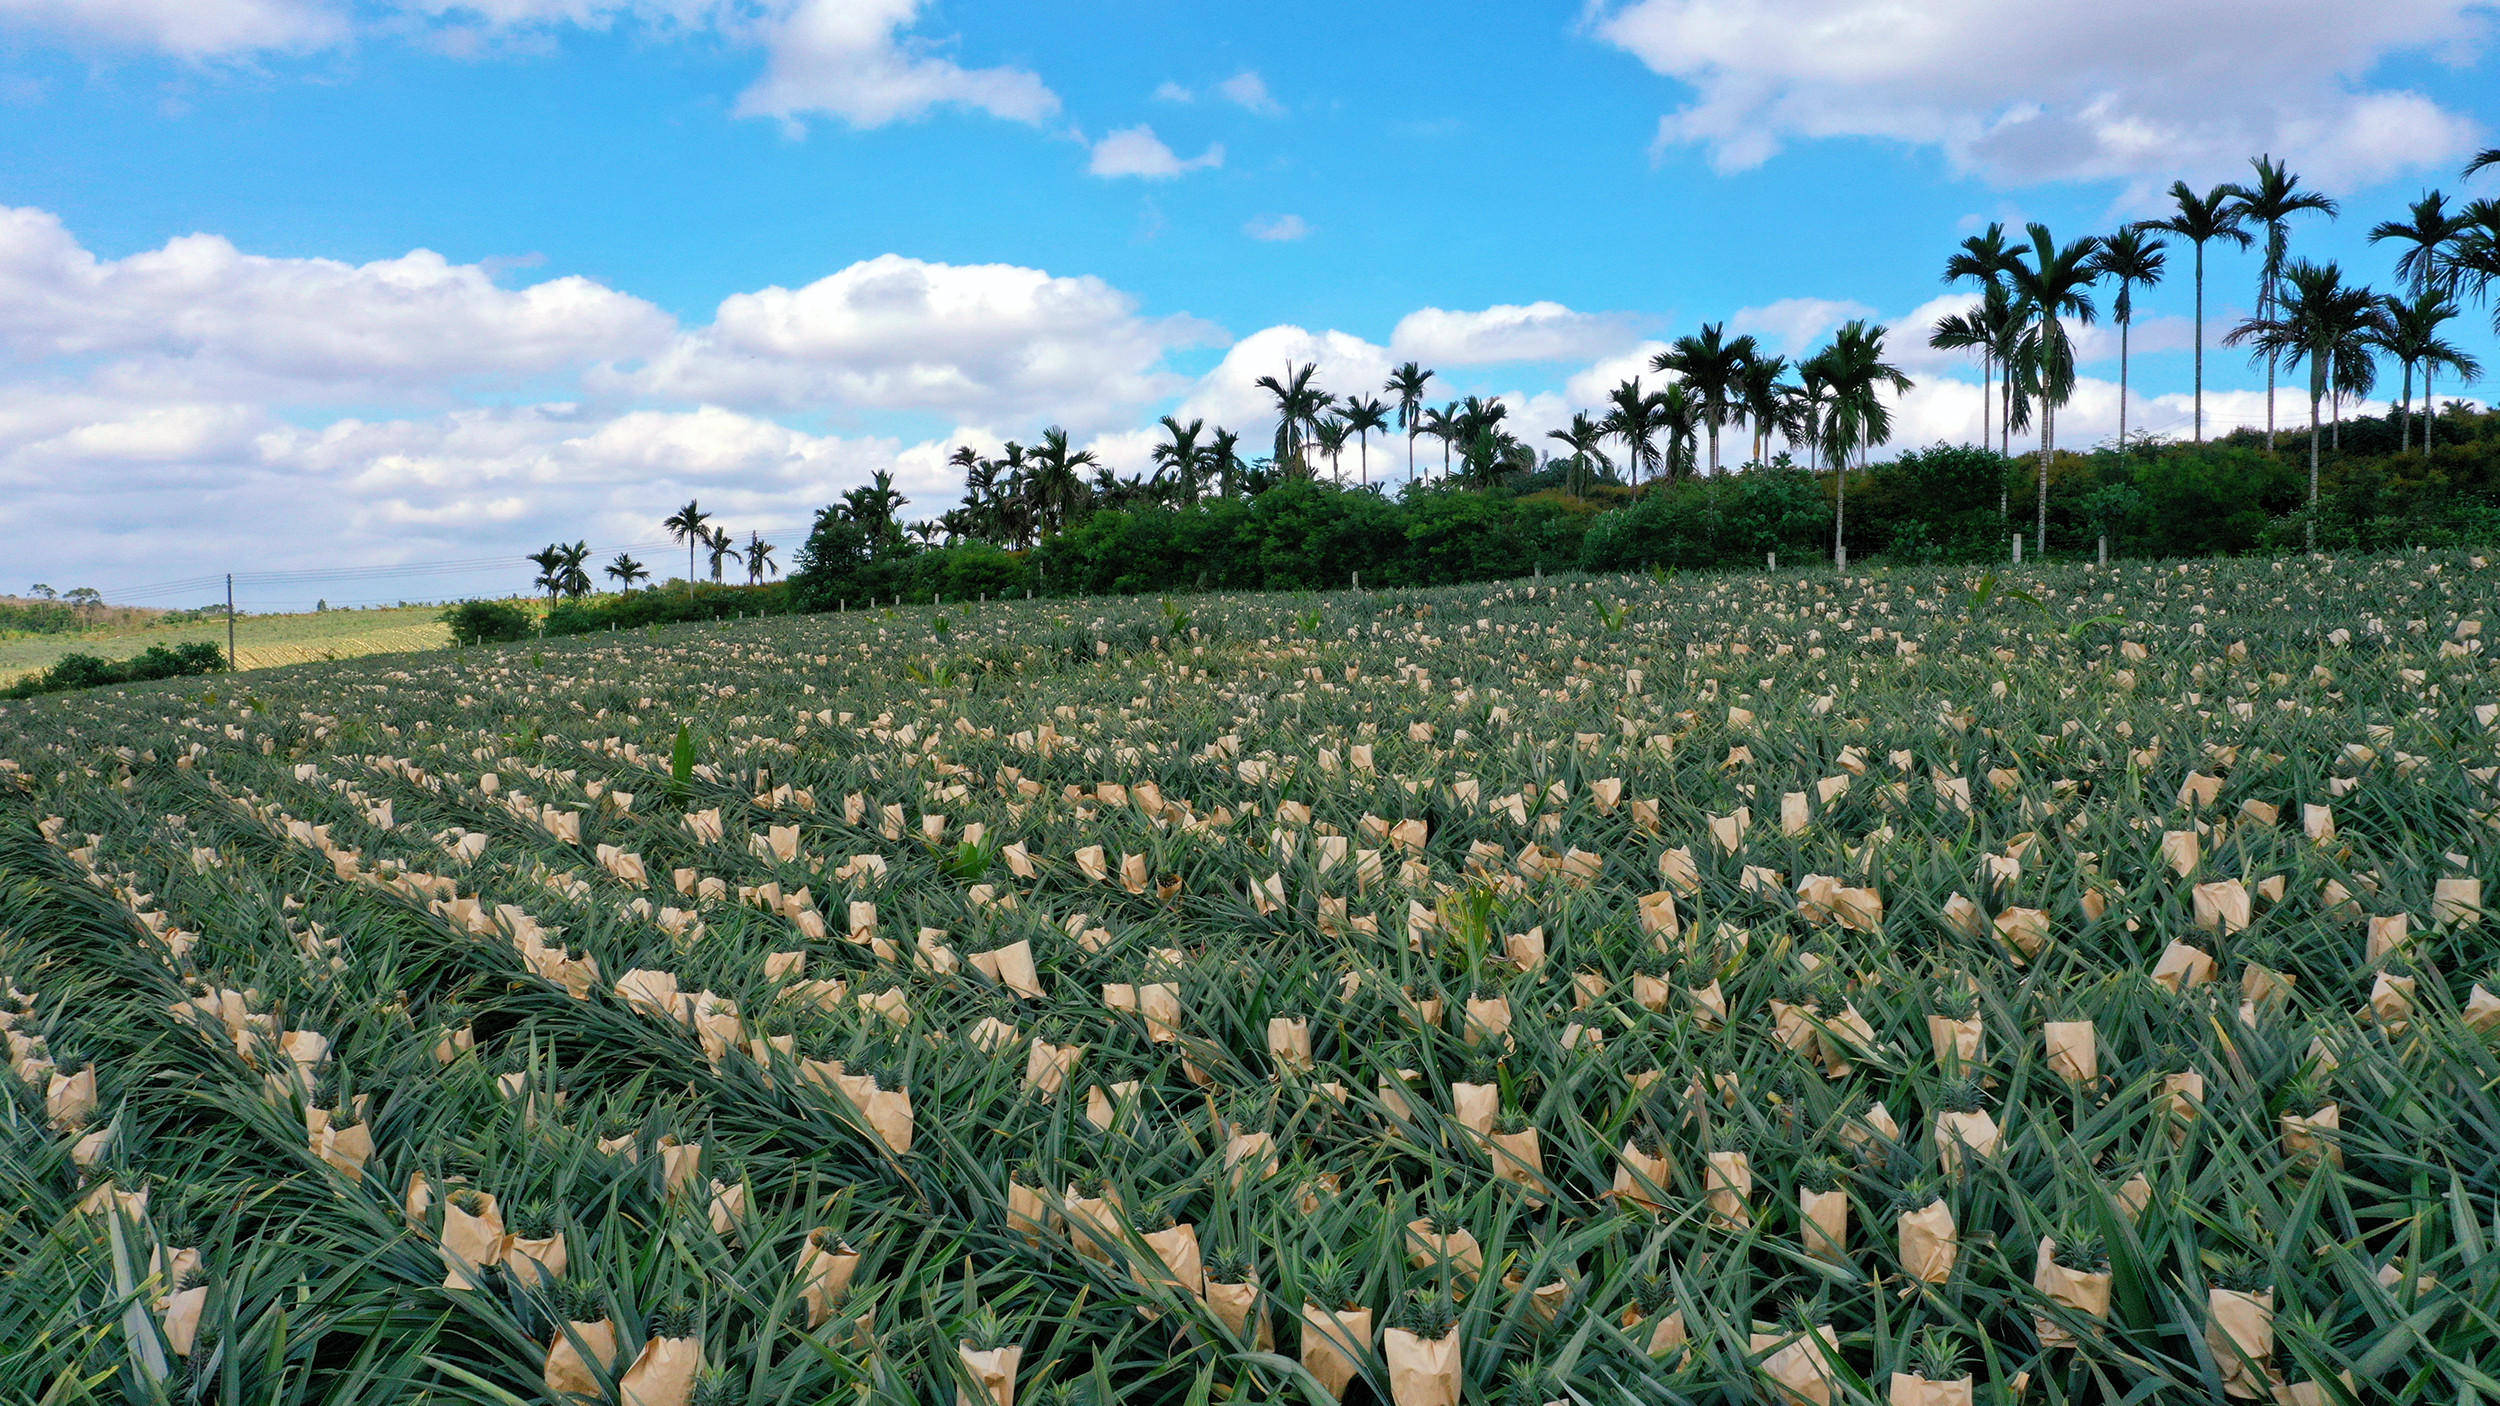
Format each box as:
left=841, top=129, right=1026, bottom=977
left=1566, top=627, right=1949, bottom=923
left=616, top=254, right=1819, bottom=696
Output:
left=782, top=410, right=2500, bottom=606
left=0, top=642, right=227, bottom=700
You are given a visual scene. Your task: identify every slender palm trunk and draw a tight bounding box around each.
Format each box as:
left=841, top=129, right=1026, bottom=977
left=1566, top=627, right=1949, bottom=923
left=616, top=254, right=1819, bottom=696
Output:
left=2037, top=398, right=2053, bottom=557
left=2306, top=388, right=2322, bottom=552
left=1406, top=426, right=1416, bottom=480
left=2118, top=314, right=2131, bottom=450
left=1359, top=433, right=1369, bottom=487
left=2192, top=244, right=2206, bottom=443
left=1707, top=421, right=1721, bottom=476
left=2263, top=254, right=2279, bottom=451
left=1833, top=455, right=1846, bottom=567
left=2424, top=369, right=2435, bottom=455
left=2399, top=363, right=2413, bottom=451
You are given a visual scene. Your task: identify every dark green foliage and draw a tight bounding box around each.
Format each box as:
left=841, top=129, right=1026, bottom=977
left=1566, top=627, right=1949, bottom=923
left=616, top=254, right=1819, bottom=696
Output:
left=542, top=582, right=789, bottom=637
left=440, top=599, right=533, bottom=646
left=1, top=641, right=226, bottom=699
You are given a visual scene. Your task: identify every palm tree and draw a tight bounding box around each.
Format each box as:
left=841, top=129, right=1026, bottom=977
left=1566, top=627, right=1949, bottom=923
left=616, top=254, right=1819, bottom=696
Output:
left=2371, top=191, right=2464, bottom=295
left=1785, top=361, right=1831, bottom=471
left=1312, top=415, right=1352, bottom=483
left=2226, top=260, right=2379, bottom=549
left=2468, top=148, right=2500, bottom=178
left=605, top=552, right=648, bottom=594
left=702, top=526, right=741, bottom=584
left=1654, top=323, right=1755, bottom=474
left=1022, top=427, right=1096, bottom=535
left=662, top=499, right=710, bottom=588
left=1657, top=382, right=1701, bottom=481
left=2004, top=222, right=2104, bottom=555
left=526, top=544, right=566, bottom=604
left=1419, top=404, right=1459, bottom=482
left=1811, top=321, right=1912, bottom=567
left=1386, top=363, right=1433, bottom=481
left=1152, top=416, right=1206, bottom=504
left=1340, top=395, right=1391, bottom=486
left=2374, top=291, right=2483, bottom=454
left=744, top=531, right=777, bottom=585
left=1601, top=379, right=1667, bottom=486
left=1941, top=223, right=2021, bottom=452
left=2090, top=225, right=2167, bottom=450
left=842, top=469, right=910, bottom=546
left=1451, top=396, right=1510, bottom=489
left=1207, top=427, right=1244, bottom=499
left=1736, top=354, right=1793, bottom=465
left=1545, top=412, right=1613, bottom=497
left=2224, top=157, right=2340, bottom=451
left=1253, top=363, right=1329, bottom=476
left=2148, top=182, right=2251, bottom=445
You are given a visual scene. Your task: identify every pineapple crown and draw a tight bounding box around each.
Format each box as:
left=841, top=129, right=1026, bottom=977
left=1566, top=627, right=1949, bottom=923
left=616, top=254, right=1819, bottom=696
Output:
left=649, top=1300, right=700, bottom=1339
left=1203, top=1247, right=1254, bottom=1285
left=509, top=1200, right=557, bottom=1240
left=2209, top=1251, right=2270, bottom=1294
left=174, top=1265, right=210, bottom=1293
left=447, top=1188, right=491, bottom=1216
left=1933, top=1076, right=1989, bottom=1115
left=1908, top=1327, right=1965, bottom=1381
left=1133, top=1202, right=1178, bottom=1235
left=551, top=1276, right=607, bottom=1323
left=1304, top=1255, right=1363, bottom=1312
left=959, top=1306, right=1014, bottom=1352
left=1392, top=1290, right=1460, bottom=1340
left=2051, top=1231, right=2110, bottom=1274
left=1623, top=1271, right=1673, bottom=1318
left=1795, top=1156, right=1845, bottom=1194
left=1494, top=1108, right=1532, bottom=1136
left=689, top=1370, right=740, bottom=1406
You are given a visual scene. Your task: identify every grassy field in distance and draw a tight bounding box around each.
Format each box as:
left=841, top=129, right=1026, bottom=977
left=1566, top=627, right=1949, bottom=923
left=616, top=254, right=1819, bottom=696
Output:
left=0, top=602, right=457, bottom=682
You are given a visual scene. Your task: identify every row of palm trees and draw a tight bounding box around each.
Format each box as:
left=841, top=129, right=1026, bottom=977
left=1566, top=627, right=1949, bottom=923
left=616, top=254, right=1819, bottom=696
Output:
left=1927, top=151, right=2497, bottom=553
left=522, top=504, right=783, bottom=601
left=660, top=502, right=778, bottom=587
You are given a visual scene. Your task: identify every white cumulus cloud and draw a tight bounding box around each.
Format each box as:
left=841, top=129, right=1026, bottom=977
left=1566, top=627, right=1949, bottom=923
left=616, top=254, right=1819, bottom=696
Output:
left=1390, top=301, right=1644, bottom=366
left=0, top=204, right=674, bottom=399
left=1217, top=69, right=1281, bottom=116
left=1087, top=125, right=1224, bottom=179
left=0, top=0, right=347, bottom=56
left=1594, top=0, right=2492, bottom=192
left=609, top=252, right=1219, bottom=431
left=1243, top=213, right=1311, bottom=242
left=734, top=0, right=1059, bottom=128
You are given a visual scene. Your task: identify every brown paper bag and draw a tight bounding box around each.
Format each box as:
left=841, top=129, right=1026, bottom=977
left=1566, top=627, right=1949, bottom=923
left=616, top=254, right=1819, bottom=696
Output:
left=2031, top=1237, right=2112, bottom=1348
left=2044, top=1020, right=2097, bottom=1085
left=1488, top=1127, right=1545, bottom=1199
left=164, top=1283, right=208, bottom=1355
left=544, top=1317, right=619, bottom=1398
left=1899, top=1200, right=1957, bottom=1282
left=2280, top=1104, right=2340, bottom=1165
left=1266, top=1017, right=1313, bottom=1073
left=1933, top=1110, right=2000, bottom=1173
left=1300, top=1304, right=1372, bottom=1401
left=440, top=1192, right=509, bottom=1288
left=1403, top=1219, right=1483, bottom=1276
left=2205, top=1288, right=2275, bottom=1399
left=797, top=1233, right=861, bottom=1326
left=1887, top=1373, right=1974, bottom=1406
left=1801, top=1187, right=1848, bottom=1260
left=1754, top=1325, right=1839, bottom=1406
left=1927, top=1015, right=1981, bottom=1071
left=507, top=1233, right=567, bottom=1288
left=1706, top=1150, right=1753, bottom=1227
left=1450, top=1081, right=1498, bottom=1138
left=957, top=1343, right=1021, bottom=1406
left=619, top=1333, right=704, bottom=1406
left=1613, top=1142, right=1673, bottom=1211
left=1383, top=1327, right=1461, bottom=1406
left=1207, top=1276, right=1275, bottom=1350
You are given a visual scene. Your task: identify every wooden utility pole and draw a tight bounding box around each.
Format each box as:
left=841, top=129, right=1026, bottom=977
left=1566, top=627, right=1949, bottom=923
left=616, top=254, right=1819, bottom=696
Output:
left=226, top=574, right=236, bottom=670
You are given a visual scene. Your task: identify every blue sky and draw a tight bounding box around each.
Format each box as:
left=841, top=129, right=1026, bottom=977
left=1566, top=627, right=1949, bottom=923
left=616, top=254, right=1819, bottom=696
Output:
left=2, top=0, right=2496, bottom=606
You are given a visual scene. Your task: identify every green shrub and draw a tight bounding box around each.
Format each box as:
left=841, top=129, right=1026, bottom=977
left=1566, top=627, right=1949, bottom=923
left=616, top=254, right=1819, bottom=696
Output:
left=440, top=599, right=534, bottom=646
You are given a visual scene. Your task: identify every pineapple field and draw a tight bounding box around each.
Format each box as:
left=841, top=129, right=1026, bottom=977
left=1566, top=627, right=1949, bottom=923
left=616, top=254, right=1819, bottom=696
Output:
left=4, top=555, right=2499, bottom=1406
